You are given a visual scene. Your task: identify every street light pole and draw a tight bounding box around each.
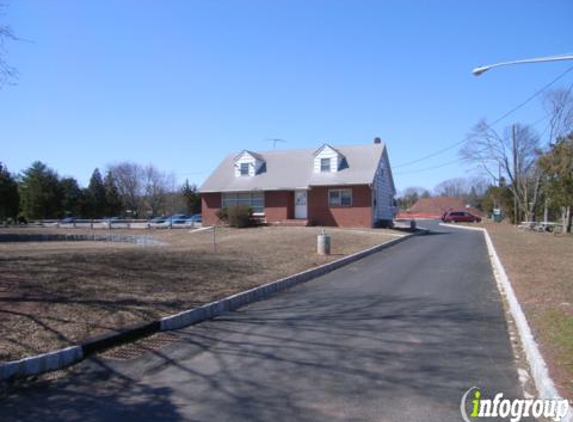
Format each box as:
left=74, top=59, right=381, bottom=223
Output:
left=473, top=54, right=573, bottom=76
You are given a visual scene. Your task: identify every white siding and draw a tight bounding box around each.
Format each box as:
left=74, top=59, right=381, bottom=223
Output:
left=313, top=145, right=342, bottom=173
left=372, top=149, right=396, bottom=223
left=234, top=152, right=263, bottom=177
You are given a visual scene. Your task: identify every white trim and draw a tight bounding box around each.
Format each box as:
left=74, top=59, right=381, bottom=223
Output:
left=440, top=223, right=567, bottom=410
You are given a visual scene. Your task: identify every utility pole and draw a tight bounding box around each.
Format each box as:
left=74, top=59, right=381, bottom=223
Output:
left=512, top=125, right=519, bottom=225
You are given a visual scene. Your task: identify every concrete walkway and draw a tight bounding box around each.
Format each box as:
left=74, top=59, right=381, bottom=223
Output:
left=0, top=222, right=530, bottom=421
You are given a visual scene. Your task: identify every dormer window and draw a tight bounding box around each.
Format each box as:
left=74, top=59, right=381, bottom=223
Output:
left=234, top=150, right=265, bottom=178
left=314, top=144, right=345, bottom=173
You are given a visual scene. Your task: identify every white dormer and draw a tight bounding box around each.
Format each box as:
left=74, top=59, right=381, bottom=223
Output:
left=313, top=144, right=344, bottom=173
left=234, top=150, right=265, bottom=177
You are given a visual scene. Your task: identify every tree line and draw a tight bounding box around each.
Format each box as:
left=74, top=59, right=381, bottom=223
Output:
left=396, top=177, right=490, bottom=212
left=0, top=161, right=201, bottom=222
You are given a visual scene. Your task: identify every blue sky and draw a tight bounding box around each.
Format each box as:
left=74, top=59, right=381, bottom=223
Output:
left=1, top=0, right=572, bottom=193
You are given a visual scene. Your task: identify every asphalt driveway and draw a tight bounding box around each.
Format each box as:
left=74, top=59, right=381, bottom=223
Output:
left=0, top=222, right=529, bottom=421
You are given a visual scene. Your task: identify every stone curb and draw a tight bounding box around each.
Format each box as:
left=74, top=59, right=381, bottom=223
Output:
left=0, top=233, right=165, bottom=246
left=0, top=230, right=423, bottom=382
left=0, top=346, right=83, bottom=381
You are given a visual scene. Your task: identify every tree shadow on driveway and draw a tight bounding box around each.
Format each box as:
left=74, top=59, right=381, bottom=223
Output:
left=0, top=290, right=528, bottom=422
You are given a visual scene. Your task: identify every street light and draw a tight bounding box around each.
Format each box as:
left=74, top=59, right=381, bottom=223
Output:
left=473, top=54, right=573, bottom=76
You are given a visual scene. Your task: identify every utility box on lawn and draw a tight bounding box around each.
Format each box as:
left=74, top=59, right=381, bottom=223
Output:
left=317, top=230, right=331, bottom=255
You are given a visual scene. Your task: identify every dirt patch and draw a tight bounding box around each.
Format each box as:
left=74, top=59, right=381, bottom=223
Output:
left=480, top=222, right=573, bottom=398
left=0, top=226, right=400, bottom=362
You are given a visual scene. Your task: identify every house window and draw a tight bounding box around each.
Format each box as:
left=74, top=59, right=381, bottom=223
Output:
left=222, top=192, right=264, bottom=213
left=320, top=158, right=331, bottom=172
left=329, top=189, right=352, bottom=207
left=240, top=163, right=250, bottom=176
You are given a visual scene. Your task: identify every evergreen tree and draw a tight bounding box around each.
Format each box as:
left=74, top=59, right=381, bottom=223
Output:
left=85, top=168, right=107, bottom=218
left=103, top=170, right=122, bottom=217
left=60, top=177, right=84, bottom=217
left=0, top=162, right=20, bottom=221
left=19, top=161, right=62, bottom=219
left=539, top=134, right=573, bottom=232
left=181, top=179, right=201, bottom=214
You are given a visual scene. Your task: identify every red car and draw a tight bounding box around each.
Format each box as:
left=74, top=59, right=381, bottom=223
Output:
left=441, top=210, right=482, bottom=223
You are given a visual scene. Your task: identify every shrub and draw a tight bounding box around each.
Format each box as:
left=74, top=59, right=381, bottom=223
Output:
left=216, top=207, right=228, bottom=222
left=227, top=205, right=253, bottom=228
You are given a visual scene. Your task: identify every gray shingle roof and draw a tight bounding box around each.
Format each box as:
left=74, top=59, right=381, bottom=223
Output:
left=200, top=143, right=390, bottom=193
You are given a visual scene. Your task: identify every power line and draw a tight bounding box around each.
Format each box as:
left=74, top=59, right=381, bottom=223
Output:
left=488, top=65, right=573, bottom=127
left=394, top=106, right=564, bottom=176
left=393, top=158, right=462, bottom=175
left=393, top=65, right=573, bottom=169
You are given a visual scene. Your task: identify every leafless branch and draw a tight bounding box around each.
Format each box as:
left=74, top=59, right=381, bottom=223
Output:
left=0, top=1, right=17, bottom=87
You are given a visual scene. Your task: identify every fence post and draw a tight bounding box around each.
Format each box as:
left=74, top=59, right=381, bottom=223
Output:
left=212, top=225, right=217, bottom=253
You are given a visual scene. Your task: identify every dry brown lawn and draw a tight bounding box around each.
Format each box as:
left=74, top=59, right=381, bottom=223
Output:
left=480, top=222, right=573, bottom=397
left=0, top=226, right=401, bottom=362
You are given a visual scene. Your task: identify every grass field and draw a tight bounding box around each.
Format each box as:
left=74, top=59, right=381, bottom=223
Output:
left=481, top=222, right=573, bottom=398
left=0, top=226, right=401, bottom=363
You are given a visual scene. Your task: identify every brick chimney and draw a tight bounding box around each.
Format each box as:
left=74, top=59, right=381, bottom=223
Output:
left=374, top=137, right=381, bottom=144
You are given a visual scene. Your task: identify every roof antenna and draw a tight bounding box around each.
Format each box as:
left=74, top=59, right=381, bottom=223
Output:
left=264, top=138, right=287, bottom=150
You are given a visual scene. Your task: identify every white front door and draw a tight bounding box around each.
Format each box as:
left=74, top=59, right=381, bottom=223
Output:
left=294, top=190, right=307, bottom=219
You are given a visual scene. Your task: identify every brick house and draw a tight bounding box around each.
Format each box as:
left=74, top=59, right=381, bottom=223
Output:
left=200, top=139, right=396, bottom=227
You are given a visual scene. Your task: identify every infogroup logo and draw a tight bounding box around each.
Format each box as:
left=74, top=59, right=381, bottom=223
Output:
left=460, top=386, right=570, bottom=422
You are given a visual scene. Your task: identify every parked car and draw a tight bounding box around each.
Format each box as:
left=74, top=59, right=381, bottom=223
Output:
left=441, top=210, right=482, bottom=223
left=60, top=217, right=76, bottom=224
left=101, top=217, right=122, bottom=227
left=148, top=216, right=168, bottom=226
left=156, top=214, right=193, bottom=228
left=189, top=214, right=202, bottom=224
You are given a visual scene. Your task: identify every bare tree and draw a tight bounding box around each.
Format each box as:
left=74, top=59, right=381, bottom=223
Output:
left=0, top=2, right=17, bottom=88
left=142, top=165, right=172, bottom=217
left=543, top=88, right=573, bottom=145
left=107, top=162, right=175, bottom=217
left=433, top=176, right=491, bottom=209
left=461, top=121, right=543, bottom=223
left=107, top=162, right=144, bottom=217
left=396, top=186, right=430, bottom=211
left=434, top=178, right=468, bottom=198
